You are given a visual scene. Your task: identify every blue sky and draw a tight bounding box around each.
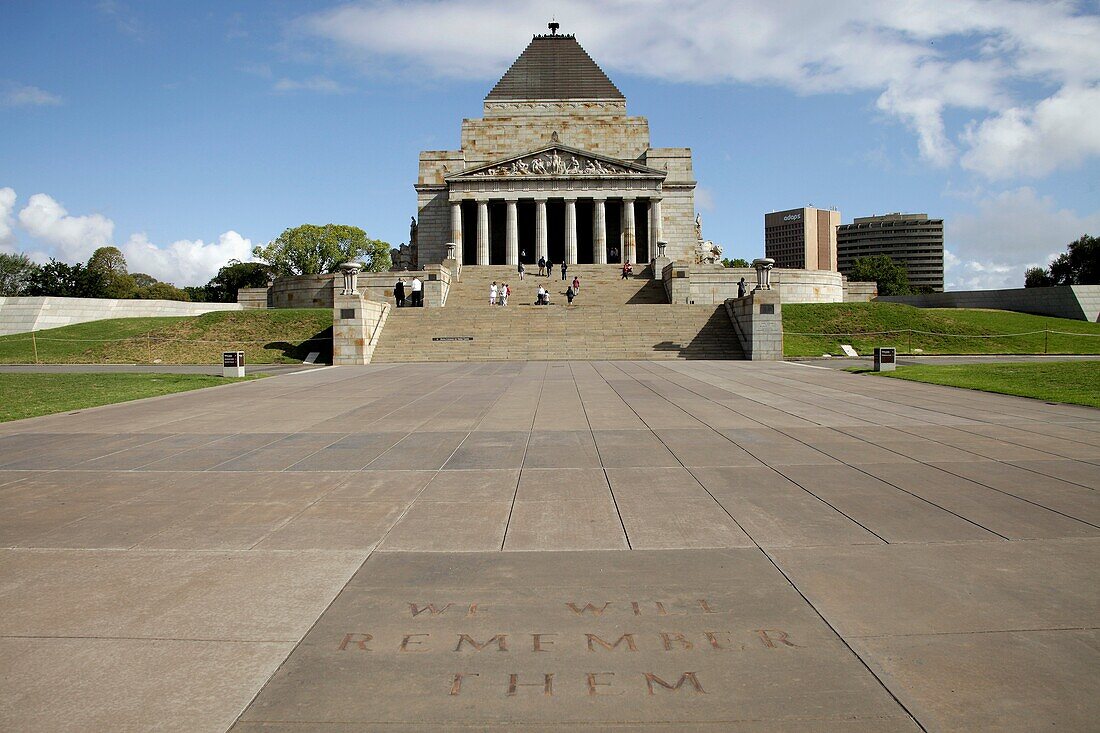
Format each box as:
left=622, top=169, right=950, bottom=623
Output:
left=2, top=0, right=1099, bottom=288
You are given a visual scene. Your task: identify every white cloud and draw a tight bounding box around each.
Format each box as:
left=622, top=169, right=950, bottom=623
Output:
left=0, top=187, right=16, bottom=250
left=960, top=84, right=1100, bottom=179
left=295, top=0, right=1100, bottom=178
left=1, top=82, right=62, bottom=108
left=121, top=231, right=254, bottom=286
left=946, top=187, right=1100, bottom=289
left=17, top=193, right=114, bottom=261
left=9, top=191, right=251, bottom=286
left=272, top=76, right=347, bottom=93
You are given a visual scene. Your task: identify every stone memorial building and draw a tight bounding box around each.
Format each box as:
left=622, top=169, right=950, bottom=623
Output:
left=414, top=24, right=698, bottom=267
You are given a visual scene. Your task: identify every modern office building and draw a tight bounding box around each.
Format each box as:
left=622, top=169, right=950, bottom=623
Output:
left=837, top=213, right=945, bottom=291
left=763, top=207, right=839, bottom=270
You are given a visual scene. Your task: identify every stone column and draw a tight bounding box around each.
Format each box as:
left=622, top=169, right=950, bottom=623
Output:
left=535, top=198, right=548, bottom=262
left=622, top=197, right=637, bottom=264
left=450, top=201, right=463, bottom=265
left=592, top=198, right=607, bottom=264
left=505, top=198, right=519, bottom=265
left=649, top=198, right=663, bottom=257
left=476, top=200, right=489, bottom=265
left=564, top=197, right=578, bottom=264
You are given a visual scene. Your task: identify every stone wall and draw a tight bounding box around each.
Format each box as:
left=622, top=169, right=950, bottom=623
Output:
left=270, top=275, right=336, bottom=309
left=843, top=281, right=878, bottom=302
left=360, top=265, right=453, bottom=308
left=725, top=289, right=783, bottom=360
left=237, top=288, right=271, bottom=309
left=878, top=285, right=1100, bottom=322
left=662, top=265, right=855, bottom=305
left=332, top=295, right=390, bottom=365
left=0, top=296, right=242, bottom=336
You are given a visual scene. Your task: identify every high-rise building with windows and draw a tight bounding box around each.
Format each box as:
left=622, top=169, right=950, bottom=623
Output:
left=837, top=213, right=944, bottom=292
left=763, top=207, right=839, bottom=270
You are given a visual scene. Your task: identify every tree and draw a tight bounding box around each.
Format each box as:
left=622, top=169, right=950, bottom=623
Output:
left=134, top=281, right=190, bottom=301
left=86, top=246, right=135, bottom=298
left=722, top=258, right=751, bottom=268
left=848, top=254, right=910, bottom=296
left=1025, top=234, right=1098, bottom=287
left=0, top=252, right=40, bottom=296
left=252, top=224, right=391, bottom=276
left=204, top=260, right=271, bottom=302
left=1024, top=266, right=1055, bottom=288
left=23, top=259, right=107, bottom=298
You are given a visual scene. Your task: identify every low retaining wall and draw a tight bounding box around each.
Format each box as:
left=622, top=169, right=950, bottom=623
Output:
left=271, top=274, right=336, bottom=309
left=725, top=289, right=783, bottom=360
left=660, top=263, right=873, bottom=305
left=0, top=296, right=242, bottom=336
left=332, top=294, right=390, bottom=365
left=878, top=285, right=1100, bottom=322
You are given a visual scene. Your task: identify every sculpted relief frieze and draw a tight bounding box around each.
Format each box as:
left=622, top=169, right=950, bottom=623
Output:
left=481, top=150, right=633, bottom=177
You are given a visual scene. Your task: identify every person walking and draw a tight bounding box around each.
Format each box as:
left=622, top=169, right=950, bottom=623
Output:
left=737, top=277, right=748, bottom=298
left=561, top=261, right=568, bottom=281
left=518, top=262, right=526, bottom=281
left=546, top=260, right=554, bottom=278
left=500, top=281, right=509, bottom=307
left=621, top=261, right=632, bottom=279
left=572, top=275, right=580, bottom=294
left=566, top=285, right=575, bottom=305
left=410, top=276, right=423, bottom=306
left=538, top=256, right=546, bottom=277
left=489, top=281, right=498, bottom=306
left=394, top=278, right=405, bottom=307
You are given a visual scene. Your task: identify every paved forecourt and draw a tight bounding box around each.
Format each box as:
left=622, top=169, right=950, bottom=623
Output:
left=0, top=361, right=1097, bottom=731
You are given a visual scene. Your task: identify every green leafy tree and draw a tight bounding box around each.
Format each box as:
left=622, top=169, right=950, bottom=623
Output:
left=0, top=252, right=40, bottom=296
left=24, top=259, right=108, bottom=298
left=183, top=286, right=209, bottom=302
left=1024, top=266, right=1055, bottom=288
left=848, top=254, right=910, bottom=296
left=86, top=246, right=135, bottom=298
left=252, top=224, right=390, bottom=276
left=130, top=273, right=160, bottom=289
left=204, top=259, right=271, bottom=302
left=722, top=258, right=751, bottom=268
left=134, top=281, right=190, bottom=301
left=1048, top=234, right=1099, bottom=285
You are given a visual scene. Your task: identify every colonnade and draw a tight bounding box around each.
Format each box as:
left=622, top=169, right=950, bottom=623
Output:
left=449, top=195, right=663, bottom=266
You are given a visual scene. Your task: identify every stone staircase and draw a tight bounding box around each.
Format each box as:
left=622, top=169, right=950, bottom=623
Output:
left=444, top=264, right=668, bottom=306
left=371, top=303, right=744, bottom=362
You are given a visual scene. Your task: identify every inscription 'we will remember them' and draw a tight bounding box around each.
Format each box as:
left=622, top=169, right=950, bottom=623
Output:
left=336, top=599, right=802, bottom=698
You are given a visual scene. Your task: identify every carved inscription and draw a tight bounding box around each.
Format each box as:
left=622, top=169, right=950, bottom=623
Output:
left=342, top=599, right=804, bottom=698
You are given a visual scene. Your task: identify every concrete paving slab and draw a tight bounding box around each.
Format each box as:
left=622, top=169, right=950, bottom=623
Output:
left=0, top=637, right=295, bottom=733
left=232, top=550, right=916, bottom=730
left=0, top=549, right=366, bottom=640
left=2, top=361, right=1097, bottom=731
left=769, top=539, right=1100, bottom=636
left=847, top=629, right=1100, bottom=732
left=776, top=464, right=999, bottom=543
left=691, top=466, right=884, bottom=547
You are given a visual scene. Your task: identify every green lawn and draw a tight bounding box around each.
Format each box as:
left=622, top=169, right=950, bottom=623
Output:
left=784, top=302, right=1100, bottom=357
left=0, top=373, right=261, bottom=422
left=0, top=309, right=334, bottom=365
left=860, top=361, right=1100, bottom=409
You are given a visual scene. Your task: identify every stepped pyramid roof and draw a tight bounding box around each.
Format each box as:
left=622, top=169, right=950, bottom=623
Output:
left=486, top=32, right=624, bottom=101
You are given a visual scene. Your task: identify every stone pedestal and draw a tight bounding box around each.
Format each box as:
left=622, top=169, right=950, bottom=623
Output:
left=333, top=293, right=390, bottom=365
left=725, top=288, right=783, bottom=360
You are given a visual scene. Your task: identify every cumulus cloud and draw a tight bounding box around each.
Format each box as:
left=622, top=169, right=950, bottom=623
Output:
left=946, top=187, right=1100, bottom=289
left=272, top=76, right=347, bottom=93
left=294, top=0, right=1100, bottom=178
left=5, top=190, right=251, bottom=286
left=1, top=82, right=62, bottom=108
left=0, top=187, right=16, bottom=250
left=121, top=231, right=254, bottom=286
left=17, top=193, right=114, bottom=261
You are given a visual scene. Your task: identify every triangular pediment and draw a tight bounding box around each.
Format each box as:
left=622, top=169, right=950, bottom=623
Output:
left=447, top=145, right=666, bottom=180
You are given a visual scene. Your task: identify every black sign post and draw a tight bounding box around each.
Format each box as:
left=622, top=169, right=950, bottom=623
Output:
left=874, top=347, right=896, bottom=372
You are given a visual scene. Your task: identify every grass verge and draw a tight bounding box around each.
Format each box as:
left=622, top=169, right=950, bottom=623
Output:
left=0, top=309, right=334, bottom=364
left=783, top=302, right=1100, bottom=357
left=854, top=361, right=1100, bottom=409
left=0, top=373, right=260, bottom=422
